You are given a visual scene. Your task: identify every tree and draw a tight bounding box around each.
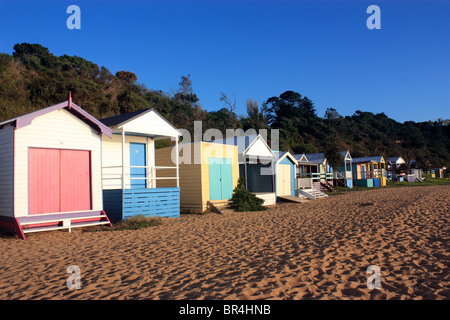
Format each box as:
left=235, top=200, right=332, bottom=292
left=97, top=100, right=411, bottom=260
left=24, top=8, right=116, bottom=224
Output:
left=324, top=107, right=340, bottom=120
left=1, top=43, right=449, bottom=170
left=205, top=108, right=240, bottom=134
left=324, top=132, right=343, bottom=170
left=241, top=98, right=267, bottom=130
left=220, top=92, right=237, bottom=113
left=13, top=43, right=50, bottom=60
left=115, top=71, right=138, bottom=86
left=173, top=74, right=199, bottom=107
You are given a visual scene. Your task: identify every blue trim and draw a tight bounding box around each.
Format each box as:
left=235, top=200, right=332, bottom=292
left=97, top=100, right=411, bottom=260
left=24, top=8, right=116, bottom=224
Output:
left=103, top=188, right=180, bottom=222
left=123, top=188, right=180, bottom=219
left=354, top=179, right=373, bottom=188
left=373, top=178, right=380, bottom=187
left=346, top=179, right=353, bottom=188
left=129, top=142, right=147, bottom=189
left=275, top=158, right=296, bottom=200
left=290, top=161, right=295, bottom=196
left=279, top=156, right=295, bottom=195
left=274, top=163, right=278, bottom=199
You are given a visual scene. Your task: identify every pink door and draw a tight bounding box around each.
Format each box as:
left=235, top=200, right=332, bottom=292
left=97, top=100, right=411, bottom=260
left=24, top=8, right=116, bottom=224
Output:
left=28, top=149, right=61, bottom=214
left=28, top=148, right=92, bottom=214
left=60, top=150, right=92, bottom=212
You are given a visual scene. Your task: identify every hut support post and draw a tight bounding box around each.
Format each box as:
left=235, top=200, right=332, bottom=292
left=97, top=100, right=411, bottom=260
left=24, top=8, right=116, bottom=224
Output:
left=122, top=127, right=125, bottom=190
left=175, top=138, right=179, bottom=188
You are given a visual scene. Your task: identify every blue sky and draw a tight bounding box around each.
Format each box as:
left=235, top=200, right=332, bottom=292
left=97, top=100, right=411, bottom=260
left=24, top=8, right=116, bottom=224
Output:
left=0, top=0, right=448, bottom=122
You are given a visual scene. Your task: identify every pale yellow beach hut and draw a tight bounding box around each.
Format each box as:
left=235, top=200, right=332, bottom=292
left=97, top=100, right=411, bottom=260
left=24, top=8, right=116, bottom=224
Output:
left=155, top=141, right=239, bottom=212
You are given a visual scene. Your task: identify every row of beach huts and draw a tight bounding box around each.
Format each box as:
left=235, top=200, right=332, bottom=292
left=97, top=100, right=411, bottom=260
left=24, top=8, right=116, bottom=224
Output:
left=0, top=100, right=439, bottom=239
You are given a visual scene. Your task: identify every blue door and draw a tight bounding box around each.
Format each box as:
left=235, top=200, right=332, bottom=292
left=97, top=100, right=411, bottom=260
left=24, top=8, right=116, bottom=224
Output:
left=130, top=143, right=146, bottom=189
left=221, top=158, right=233, bottom=199
left=209, top=159, right=222, bottom=201
left=209, top=157, right=233, bottom=201
left=361, top=165, right=366, bottom=179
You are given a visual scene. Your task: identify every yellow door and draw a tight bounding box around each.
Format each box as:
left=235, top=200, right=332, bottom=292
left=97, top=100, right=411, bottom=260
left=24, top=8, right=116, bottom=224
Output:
left=277, top=164, right=291, bottom=196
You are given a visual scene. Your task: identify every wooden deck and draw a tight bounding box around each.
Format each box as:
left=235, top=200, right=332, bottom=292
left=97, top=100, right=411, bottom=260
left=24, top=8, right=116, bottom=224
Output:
left=4, top=210, right=113, bottom=239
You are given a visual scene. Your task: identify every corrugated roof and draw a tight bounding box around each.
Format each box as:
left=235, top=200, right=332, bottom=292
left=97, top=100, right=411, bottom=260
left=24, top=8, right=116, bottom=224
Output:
left=99, top=108, right=151, bottom=127
left=389, top=156, right=405, bottom=163
left=352, top=156, right=383, bottom=163
left=293, top=153, right=307, bottom=161
left=273, top=150, right=298, bottom=165
left=305, top=153, right=326, bottom=164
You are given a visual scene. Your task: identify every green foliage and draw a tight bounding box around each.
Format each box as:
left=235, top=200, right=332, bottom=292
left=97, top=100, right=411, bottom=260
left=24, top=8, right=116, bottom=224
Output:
left=86, top=214, right=163, bottom=232
left=0, top=43, right=448, bottom=170
left=231, top=177, right=267, bottom=212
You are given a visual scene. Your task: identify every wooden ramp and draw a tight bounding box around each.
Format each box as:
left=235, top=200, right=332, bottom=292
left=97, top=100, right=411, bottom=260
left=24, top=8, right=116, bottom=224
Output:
left=277, top=195, right=310, bottom=203
left=207, top=200, right=235, bottom=214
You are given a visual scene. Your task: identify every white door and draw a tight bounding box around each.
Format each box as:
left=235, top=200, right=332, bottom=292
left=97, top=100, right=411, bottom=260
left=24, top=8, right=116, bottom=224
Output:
left=277, top=164, right=291, bottom=196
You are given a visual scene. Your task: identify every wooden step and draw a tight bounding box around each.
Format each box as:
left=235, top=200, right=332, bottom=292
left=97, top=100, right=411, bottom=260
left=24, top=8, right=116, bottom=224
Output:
left=15, top=211, right=112, bottom=239
left=209, top=199, right=233, bottom=207
left=22, top=221, right=111, bottom=234
left=320, top=181, right=337, bottom=192
left=207, top=201, right=234, bottom=214
left=18, top=211, right=106, bottom=225
left=296, top=188, right=329, bottom=200
left=19, top=215, right=106, bottom=226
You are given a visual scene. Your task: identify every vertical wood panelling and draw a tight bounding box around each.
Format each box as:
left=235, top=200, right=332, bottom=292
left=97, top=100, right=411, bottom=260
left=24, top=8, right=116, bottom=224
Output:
left=60, top=150, right=92, bottom=212
left=0, top=124, right=14, bottom=217
left=101, top=134, right=147, bottom=190
left=14, top=109, right=102, bottom=217
left=28, top=148, right=61, bottom=214
left=155, top=142, right=238, bottom=212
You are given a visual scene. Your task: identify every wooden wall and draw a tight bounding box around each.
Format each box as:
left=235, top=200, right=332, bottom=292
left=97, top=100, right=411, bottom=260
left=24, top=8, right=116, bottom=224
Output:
left=14, top=109, right=103, bottom=217
left=0, top=123, right=14, bottom=217
left=156, top=142, right=239, bottom=212
left=156, top=143, right=203, bottom=212
left=101, top=134, right=155, bottom=190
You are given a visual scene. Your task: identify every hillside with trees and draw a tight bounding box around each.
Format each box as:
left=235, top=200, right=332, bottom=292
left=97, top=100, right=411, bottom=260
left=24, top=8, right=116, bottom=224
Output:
left=1, top=43, right=449, bottom=170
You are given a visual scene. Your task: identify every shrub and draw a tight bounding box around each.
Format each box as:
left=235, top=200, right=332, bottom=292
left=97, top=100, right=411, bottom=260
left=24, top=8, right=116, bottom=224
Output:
left=118, top=214, right=163, bottom=230
left=85, top=214, right=163, bottom=232
left=231, top=177, right=267, bottom=212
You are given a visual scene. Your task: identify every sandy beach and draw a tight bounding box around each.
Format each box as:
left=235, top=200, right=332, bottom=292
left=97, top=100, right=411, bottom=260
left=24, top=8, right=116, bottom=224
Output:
left=0, top=185, right=448, bottom=300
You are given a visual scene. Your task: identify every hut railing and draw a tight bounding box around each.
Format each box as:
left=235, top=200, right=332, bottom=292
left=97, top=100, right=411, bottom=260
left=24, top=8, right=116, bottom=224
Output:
left=102, top=165, right=179, bottom=189
left=333, top=171, right=348, bottom=180
left=297, top=177, right=313, bottom=189
left=297, top=172, right=333, bottom=181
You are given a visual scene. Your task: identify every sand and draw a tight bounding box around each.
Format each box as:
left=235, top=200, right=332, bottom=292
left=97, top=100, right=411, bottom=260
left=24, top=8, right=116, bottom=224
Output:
left=0, top=185, right=448, bottom=300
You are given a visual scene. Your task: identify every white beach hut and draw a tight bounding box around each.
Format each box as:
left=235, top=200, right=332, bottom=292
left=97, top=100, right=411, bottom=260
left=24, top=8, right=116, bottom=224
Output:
left=100, top=108, right=182, bottom=221
left=0, top=100, right=113, bottom=239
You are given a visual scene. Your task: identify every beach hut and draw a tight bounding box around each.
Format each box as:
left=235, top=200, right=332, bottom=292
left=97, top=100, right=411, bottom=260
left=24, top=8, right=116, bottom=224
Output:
left=155, top=141, right=239, bottom=212
left=335, top=151, right=353, bottom=188
left=0, top=100, right=113, bottom=239
left=210, top=134, right=276, bottom=205
left=405, top=168, right=423, bottom=183
left=352, top=156, right=386, bottom=187
left=387, top=156, right=406, bottom=180
left=100, top=109, right=182, bottom=222
left=273, top=151, right=298, bottom=198
left=293, top=153, right=334, bottom=191
left=428, top=166, right=447, bottom=178
left=294, top=153, right=313, bottom=189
